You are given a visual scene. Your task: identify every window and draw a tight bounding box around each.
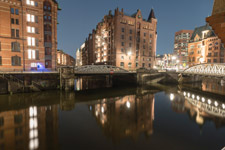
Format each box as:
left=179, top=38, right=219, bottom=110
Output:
left=35, top=39, right=39, bottom=47
left=11, top=42, right=20, bottom=52
left=16, top=29, right=19, bottom=38
left=129, top=29, right=132, bottom=34
left=27, top=14, right=35, bottom=22
left=27, top=37, right=35, bottom=46
left=11, top=56, right=21, bottom=66
left=121, top=42, right=124, bottom=46
left=121, top=56, right=124, bottom=60
left=129, top=43, right=132, bottom=47
left=0, top=41, right=1, bottom=51
left=36, top=50, right=39, bottom=60
left=11, top=18, right=14, bottom=24
left=128, top=62, right=132, bottom=68
left=27, top=26, right=35, bottom=33
left=11, top=29, right=15, bottom=37
left=214, top=52, right=218, bottom=57
left=0, top=56, right=2, bottom=66
left=213, top=59, right=217, bottom=63
left=149, top=64, right=151, bottom=67
left=120, top=62, right=124, bottom=67
left=122, top=28, right=125, bottom=32
left=208, top=59, right=211, bottom=63
left=144, top=33, right=146, bottom=36
left=143, top=39, right=146, bottom=43
left=150, top=34, right=152, bottom=38
left=136, top=63, right=138, bottom=67
left=142, top=63, right=145, bottom=67
left=16, top=19, right=19, bottom=25
left=121, top=48, right=124, bottom=52
left=26, top=0, right=35, bottom=6
left=35, top=16, right=38, bottom=23
left=15, top=127, right=23, bottom=136
left=121, top=35, right=124, bottom=39
left=129, top=36, right=132, bottom=41
left=0, top=118, right=4, bottom=126
left=28, top=49, right=36, bottom=59
left=143, top=45, right=145, bottom=49
left=11, top=8, right=14, bottom=14
left=35, top=2, right=38, bottom=7
left=14, top=114, right=23, bottom=124
left=15, top=9, right=19, bottom=15
left=220, top=58, right=224, bottom=63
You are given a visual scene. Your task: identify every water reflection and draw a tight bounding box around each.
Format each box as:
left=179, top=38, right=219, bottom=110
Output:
left=88, top=94, right=155, bottom=142
left=169, top=89, right=225, bottom=128
left=0, top=83, right=224, bottom=149
left=0, top=104, right=58, bottom=150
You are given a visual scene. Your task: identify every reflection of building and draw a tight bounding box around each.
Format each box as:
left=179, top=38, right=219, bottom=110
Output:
left=0, top=0, right=59, bottom=71
left=188, top=24, right=224, bottom=67
left=174, top=30, right=193, bottom=69
left=89, top=94, right=155, bottom=142
left=202, top=78, right=225, bottom=95
left=75, top=48, right=82, bottom=67
left=0, top=105, right=59, bottom=150
left=79, top=8, right=157, bottom=70
left=57, top=50, right=75, bottom=67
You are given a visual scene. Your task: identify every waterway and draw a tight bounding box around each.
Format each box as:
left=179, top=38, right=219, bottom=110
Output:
left=0, top=78, right=224, bottom=150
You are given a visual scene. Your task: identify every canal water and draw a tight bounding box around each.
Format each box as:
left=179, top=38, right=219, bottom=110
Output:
left=0, top=78, right=224, bottom=150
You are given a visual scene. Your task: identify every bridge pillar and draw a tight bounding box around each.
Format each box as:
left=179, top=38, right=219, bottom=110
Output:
left=106, top=75, right=113, bottom=87
left=64, top=78, right=75, bottom=91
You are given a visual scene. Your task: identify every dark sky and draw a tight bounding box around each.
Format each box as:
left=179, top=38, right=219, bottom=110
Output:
left=57, top=0, right=214, bottom=57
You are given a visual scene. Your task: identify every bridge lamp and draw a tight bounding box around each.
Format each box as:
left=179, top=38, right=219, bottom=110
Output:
left=192, top=94, right=195, bottom=99
left=208, top=99, right=212, bottom=105
left=126, top=101, right=131, bottom=109
left=214, top=101, right=218, bottom=107
left=183, top=92, right=186, bottom=96
left=197, top=96, right=200, bottom=101
left=187, top=93, right=190, bottom=98
left=222, top=104, right=225, bottom=109
left=170, top=94, right=175, bottom=101
left=172, top=56, right=177, bottom=60
left=202, top=97, right=205, bottom=102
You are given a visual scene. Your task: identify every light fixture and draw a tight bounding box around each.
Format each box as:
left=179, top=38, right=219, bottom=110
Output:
left=126, top=101, right=131, bottom=109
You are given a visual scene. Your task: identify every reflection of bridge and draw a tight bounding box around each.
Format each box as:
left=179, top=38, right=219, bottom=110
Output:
left=182, top=90, right=225, bottom=118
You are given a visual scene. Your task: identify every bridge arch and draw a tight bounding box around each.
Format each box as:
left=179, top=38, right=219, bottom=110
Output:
left=74, top=65, right=129, bottom=74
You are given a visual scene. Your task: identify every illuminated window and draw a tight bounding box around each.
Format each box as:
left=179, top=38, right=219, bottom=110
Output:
left=27, top=26, right=35, bottom=33
left=27, top=37, right=35, bottom=46
left=27, top=0, right=35, bottom=6
left=27, top=14, right=35, bottom=22
left=28, top=49, right=36, bottom=59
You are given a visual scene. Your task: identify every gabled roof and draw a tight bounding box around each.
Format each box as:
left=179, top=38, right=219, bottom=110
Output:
left=148, top=9, right=156, bottom=21
left=190, top=24, right=216, bottom=41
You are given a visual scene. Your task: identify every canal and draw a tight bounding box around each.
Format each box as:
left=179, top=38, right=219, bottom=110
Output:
left=0, top=78, right=224, bottom=150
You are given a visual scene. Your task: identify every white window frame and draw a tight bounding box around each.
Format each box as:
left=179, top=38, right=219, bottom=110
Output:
left=27, top=14, right=35, bottom=22
left=27, top=37, right=35, bottom=46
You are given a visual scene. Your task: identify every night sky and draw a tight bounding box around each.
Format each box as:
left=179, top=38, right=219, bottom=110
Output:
left=57, top=0, right=214, bottom=58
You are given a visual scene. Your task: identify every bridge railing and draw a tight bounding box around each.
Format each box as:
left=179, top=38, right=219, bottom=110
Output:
left=182, top=63, right=225, bottom=77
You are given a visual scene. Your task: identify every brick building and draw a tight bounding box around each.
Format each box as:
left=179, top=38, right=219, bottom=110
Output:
left=188, top=24, right=224, bottom=66
left=57, top=50, right=75, bottom=67
left=0, top=0, right=59, bottom=72
left=174, top=30, right=193, bottom=69
left=81, top=8, right=157, bottom=71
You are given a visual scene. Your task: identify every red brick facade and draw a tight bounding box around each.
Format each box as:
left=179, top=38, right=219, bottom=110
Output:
left=81, top=8, right=157, bottom=71
left=0, top=0, right=59, bottom=72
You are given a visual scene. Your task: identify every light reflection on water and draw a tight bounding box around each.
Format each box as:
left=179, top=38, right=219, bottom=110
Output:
left=0, top=84, right=224, bottom=150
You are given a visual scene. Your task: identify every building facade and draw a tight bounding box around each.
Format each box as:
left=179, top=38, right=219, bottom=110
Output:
left=174, top=30, right=193, bottom=69
left=80, top=8, right=157, bottom=71
left=57, top=50, right=75, bottom=67
left=188, top=24, right=225, bottom=66
left=0, top=0, right=59, bottom=72
left=75, top=48, right=82, bottom=67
